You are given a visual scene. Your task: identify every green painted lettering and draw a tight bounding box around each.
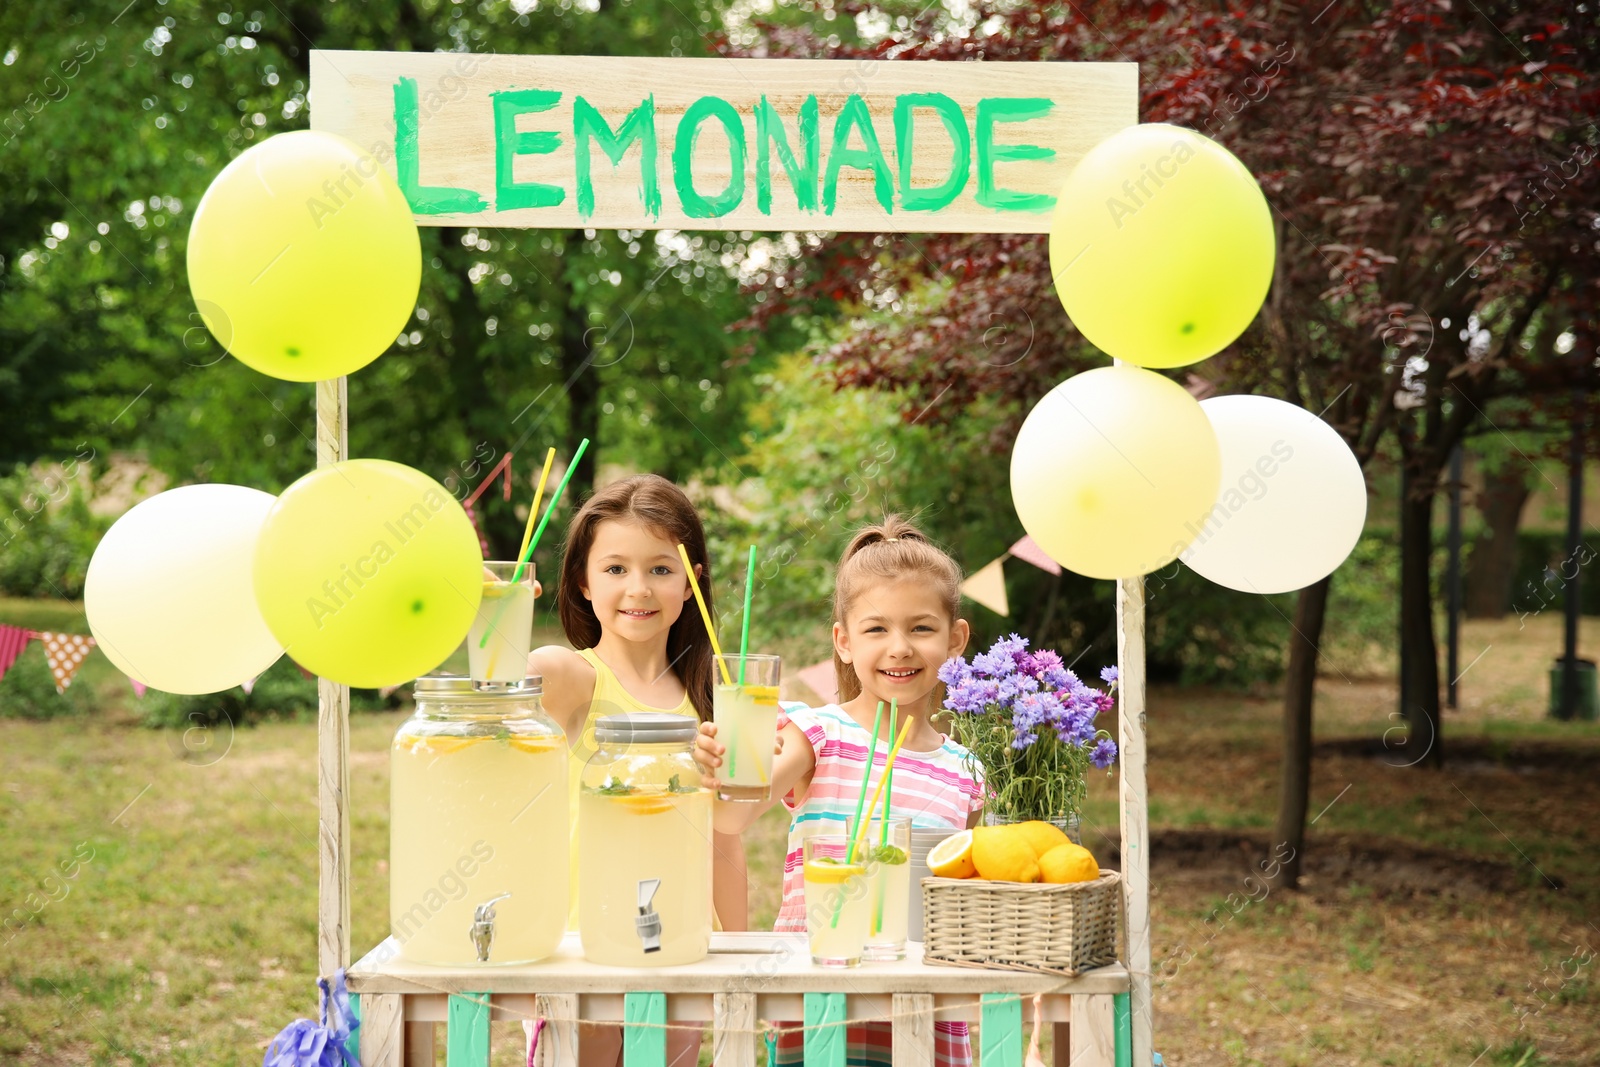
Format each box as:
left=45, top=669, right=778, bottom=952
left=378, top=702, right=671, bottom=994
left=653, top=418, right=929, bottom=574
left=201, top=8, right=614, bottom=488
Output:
left=755, top=95, right=819, bottom=214
left=573, top=95, right=661, bottom=219
left=392, top=77, right=488, bottom=214
left=893, top=93, right=970, bottom=213
left=975, top=97, right=1057, bottom=213
left=492, top=88, right=565, bottom=211
left=673, top=96, right=746, bottom=219
left=822, top=95, right=893, bottom=216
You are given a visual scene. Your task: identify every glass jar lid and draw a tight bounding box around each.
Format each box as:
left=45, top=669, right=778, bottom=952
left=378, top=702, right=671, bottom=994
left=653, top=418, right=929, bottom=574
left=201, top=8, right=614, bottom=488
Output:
left=413, top=673, right=543, bottom=700
left=593, top=711, right=698, bottom=745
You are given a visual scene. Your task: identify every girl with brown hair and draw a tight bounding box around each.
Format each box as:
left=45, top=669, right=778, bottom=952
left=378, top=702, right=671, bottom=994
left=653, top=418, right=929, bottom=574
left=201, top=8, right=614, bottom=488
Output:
left=527, top=473, right=744, bottom=1067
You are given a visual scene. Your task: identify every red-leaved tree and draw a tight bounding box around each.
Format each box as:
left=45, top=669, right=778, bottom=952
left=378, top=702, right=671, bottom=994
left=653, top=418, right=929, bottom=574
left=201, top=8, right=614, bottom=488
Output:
left=729, top=0, right=1600, bottom=886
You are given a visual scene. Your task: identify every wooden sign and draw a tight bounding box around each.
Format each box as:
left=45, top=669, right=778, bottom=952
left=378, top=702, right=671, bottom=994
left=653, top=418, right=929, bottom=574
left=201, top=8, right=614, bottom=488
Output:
left=309, top=51, right=1136, bottom=233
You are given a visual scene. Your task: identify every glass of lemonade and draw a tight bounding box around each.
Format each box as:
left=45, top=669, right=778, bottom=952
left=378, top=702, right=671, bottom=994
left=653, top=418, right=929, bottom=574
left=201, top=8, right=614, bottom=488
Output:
left=712, top=653, right=780, bottom=802
left=802, top=834, right=871, bottom=967
left=390, top=676, right=568, bottom=965
left=846, top=815, right=912, bottom=960
left=578, top=713, right=712, bottom=967
left=468, top=561, right=536, bottom=688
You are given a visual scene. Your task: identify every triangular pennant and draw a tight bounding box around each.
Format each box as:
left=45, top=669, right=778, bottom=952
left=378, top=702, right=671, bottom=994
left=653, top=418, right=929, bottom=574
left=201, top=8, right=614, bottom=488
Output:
left=240, top=676, right=257, bottom=695
left=296, top=663, right=315, bottom=681
left=796, top=659, right=839, bottom=706
left=38, top=631, right=95, bottom=694
left=961, top=557, right=1010, bottom=617
left=128, top=676, right=148, bottom=699
left=0, top=624, right=32, bottom=685
left=1008, top=535, right=1061, bottom=577
left=462, top=497, right=492, bottom=559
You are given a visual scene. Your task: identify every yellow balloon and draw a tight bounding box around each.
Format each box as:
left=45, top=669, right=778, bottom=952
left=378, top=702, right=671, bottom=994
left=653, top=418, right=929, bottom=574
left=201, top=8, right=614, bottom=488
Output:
left=1009, top=366, right=1222, bottom=580
left=1049, top=124, right=1275, bottom=369
left=187, top=131, right=421, bottom=382
left=253, top=460, right=482, bottom=688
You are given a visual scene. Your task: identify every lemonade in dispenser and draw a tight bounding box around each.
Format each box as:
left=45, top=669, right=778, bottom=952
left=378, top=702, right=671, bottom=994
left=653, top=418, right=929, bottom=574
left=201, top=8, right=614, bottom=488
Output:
left=578, top=712, right=712, bottom=967
left=390, top=675, right=568, bottom=965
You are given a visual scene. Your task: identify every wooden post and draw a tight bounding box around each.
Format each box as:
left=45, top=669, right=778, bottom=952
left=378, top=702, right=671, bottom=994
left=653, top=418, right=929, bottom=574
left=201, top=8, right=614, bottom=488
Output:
left=316, top=377, right=352, bottom=981
left=1116, top=576, right=1151, bottom=1065
left=890, top=993, right=936, bottom=1067
left=534, top=992, right=580, bottom=1067
left=712, top=992, right=757, bottom=1067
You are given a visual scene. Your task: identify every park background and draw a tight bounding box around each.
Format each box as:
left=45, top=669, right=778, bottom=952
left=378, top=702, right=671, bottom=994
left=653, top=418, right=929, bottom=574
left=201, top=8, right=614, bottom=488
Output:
left=1, top=0, right=1597, bottom=1064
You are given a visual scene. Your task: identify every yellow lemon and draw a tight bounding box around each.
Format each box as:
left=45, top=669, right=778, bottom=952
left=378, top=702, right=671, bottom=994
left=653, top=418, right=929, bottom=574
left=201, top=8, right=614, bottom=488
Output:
left=971, top=826, right=1041, bottom=883
left=1038, top=843, right=1100, bottom=884
left=1013, top=821, right=1071, bottom=858
left=927, top=830, right=977, bottom=879
left=804, top=859, right=866, bottom=885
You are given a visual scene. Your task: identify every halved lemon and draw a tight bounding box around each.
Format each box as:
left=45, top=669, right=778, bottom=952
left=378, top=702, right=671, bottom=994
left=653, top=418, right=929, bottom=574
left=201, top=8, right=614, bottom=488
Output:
left=927, top=829, right=976, bottom=879
left=508, top=737, right=561, bottom=755
left=804, top=859, right=867, bottom=885
left=613, top=793, right=675, bottom=816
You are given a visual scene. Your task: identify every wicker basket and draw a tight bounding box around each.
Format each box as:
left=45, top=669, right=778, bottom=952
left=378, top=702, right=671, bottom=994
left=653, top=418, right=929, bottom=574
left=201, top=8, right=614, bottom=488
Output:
left=920, top=871, right=1121, bottom=976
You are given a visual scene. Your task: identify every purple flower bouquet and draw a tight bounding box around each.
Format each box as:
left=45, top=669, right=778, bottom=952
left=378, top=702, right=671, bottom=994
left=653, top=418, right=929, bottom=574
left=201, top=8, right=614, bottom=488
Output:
left=939, top=634, right=1119, bottom=824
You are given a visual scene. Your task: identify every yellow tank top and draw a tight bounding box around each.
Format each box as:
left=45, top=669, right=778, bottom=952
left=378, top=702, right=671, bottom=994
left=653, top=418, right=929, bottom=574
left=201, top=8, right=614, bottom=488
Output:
left=566, top=648, right=699, bottom=931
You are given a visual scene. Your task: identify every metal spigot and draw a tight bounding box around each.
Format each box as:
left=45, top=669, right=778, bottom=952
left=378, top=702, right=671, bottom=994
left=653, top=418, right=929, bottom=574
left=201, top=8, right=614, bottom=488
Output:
left=635, top=879, right=662, bottom=953
left=470, top=892, right=512, bottom=962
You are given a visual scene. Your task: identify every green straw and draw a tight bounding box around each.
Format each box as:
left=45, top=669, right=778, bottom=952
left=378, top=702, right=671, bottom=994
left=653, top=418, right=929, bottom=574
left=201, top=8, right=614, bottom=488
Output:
left=478, top=438, right=588, bottom=649
left=833, top=701, right=883, bottom=928
left=737, top=544, right=756, bottom=685
left=513, top=437, right=588, bottom=583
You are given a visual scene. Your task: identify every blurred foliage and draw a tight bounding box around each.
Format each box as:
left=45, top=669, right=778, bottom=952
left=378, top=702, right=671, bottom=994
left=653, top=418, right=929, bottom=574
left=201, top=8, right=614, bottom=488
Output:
left=0, top=461, right=110, bottom=598
left=137, top=654, right=397, bottom=729
left=0, top=644, right=94, bottom=720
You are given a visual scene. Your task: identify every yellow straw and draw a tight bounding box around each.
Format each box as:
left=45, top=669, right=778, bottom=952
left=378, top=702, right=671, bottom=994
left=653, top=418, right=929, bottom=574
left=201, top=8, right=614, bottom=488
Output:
left=517, top=447, right=557, bottom=564
left=851, top=715, right=915, bottom=856
left=677, top=543, right=733, bottom=686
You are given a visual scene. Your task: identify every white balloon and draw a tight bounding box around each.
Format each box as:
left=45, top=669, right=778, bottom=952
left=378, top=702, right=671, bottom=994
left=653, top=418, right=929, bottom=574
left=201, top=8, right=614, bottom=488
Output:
left=86, top=484, right=284, bottom=694
left=1181, top=395, right=1367, bottom=594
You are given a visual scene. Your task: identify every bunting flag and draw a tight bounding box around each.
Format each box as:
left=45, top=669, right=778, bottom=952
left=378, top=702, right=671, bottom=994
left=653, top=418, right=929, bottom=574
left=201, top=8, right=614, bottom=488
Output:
left=462, top=497, right=492, bottom=560
left=460, top=451, right=512, bottom=560
left=0, top=624, right=31, bottom=685
left=961, top=557, right=1011, bottom=617
left=38, top=631, right=95, bottom=694
left=1008, top=535, right=1062, bottom=577
left=797, top=659, right=839, bottom=706
left=296, top=663, right=315, bottom=681
left=240, top=676, right=257, bottom=696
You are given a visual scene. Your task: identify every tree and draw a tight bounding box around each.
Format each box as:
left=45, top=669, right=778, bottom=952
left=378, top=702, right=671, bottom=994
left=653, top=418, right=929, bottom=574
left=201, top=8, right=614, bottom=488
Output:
left=1, top=0, right=801, bottom=563
left=729, top=0, right=1599, bottom=885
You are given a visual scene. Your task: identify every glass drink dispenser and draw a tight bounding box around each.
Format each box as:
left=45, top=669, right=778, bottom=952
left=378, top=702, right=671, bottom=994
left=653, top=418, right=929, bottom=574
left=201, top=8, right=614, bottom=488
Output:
left=390, top=675, right=568, bottom=965
left=578, top=712, right=712, bottom=967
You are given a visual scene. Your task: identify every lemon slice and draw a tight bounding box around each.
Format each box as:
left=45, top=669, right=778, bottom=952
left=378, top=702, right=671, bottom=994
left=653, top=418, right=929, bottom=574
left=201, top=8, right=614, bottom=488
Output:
left=804, top=858, right=866, bottom=884
left=927, top=829, right=977, bottom=879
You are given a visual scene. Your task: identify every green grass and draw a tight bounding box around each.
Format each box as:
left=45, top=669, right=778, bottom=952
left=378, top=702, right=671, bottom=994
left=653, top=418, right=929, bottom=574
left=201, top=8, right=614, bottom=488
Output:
left=1, top=603, right=1598, bottom=1064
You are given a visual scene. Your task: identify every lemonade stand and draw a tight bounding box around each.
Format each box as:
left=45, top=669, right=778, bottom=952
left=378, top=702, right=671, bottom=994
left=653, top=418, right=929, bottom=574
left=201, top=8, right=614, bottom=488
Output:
left=301, top=50, right=1161, bottom=1066
left=75, top=39, right=1286, bottom=1062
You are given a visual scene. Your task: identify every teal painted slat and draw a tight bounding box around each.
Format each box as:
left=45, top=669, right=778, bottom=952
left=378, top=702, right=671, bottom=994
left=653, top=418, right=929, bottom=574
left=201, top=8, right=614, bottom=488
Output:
left=1113, top=992, right=1132, bottom=1067
left=448, top=991, right=492, bottom=1067
left=346, top=992, right=361, bottom=1063
left=802, top=993, right=845, bottom=1067
left=979, top=994, right=1022, bottom=1067
left=623, top=991, right=667, bottom=1067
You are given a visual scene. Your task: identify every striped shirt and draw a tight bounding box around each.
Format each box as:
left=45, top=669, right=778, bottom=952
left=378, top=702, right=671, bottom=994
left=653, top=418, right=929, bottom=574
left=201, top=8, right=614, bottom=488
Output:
left=775, top=703, right=985, bottom=933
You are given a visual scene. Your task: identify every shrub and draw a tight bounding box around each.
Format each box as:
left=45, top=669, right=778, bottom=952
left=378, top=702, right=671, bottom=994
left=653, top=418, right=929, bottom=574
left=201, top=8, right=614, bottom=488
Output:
left=0, top=463, right=110, bottom=600
left=138, top=655, right=400, bottom=730
left=0, top=645, right=94, bottom=720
